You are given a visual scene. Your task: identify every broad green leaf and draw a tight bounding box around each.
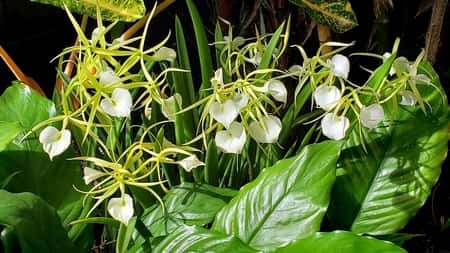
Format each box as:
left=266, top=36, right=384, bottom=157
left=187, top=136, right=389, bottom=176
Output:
left=31, top=0, right=145, bottom=22
left=328, top=62, right=448, bottom=235
left=153, top=225, right=258, bottom=253
left=212, top=141, right=342, bottom=250
left=289, top=0, right=358, bottom=33
left=274, top=231, right=406, bottom=253
left=0, top=83, right=85, bottom=226
left=0, top=122, right=22, bottom=152
left=0, top=190, right=78, bottom=253
left=140, top=183, right=237, bottom=237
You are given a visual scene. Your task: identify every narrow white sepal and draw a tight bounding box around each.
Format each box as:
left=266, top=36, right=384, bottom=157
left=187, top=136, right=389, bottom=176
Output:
left=209, top=99, right=239, bottom=129
left=264, top=79, right=287, bottom=103
left=83, top=167, right=106, bottom=185
left=399, top=90, right=417, bottom=106
left=100, top=88, right=133, bottom=117
left=313, top=84, right=341, bottom=111
left=154, top=47, right=177, bottom=63
left=249, top=115, right=282, bottom=143
left=107, top=194, right=134, bottom=225
left=215, top=121, right=247, bottom=154
left=39, top=126, right=71, bottom=160
left=161, top=94, right=182, bottom=121
left=328, top=54, right=350, bottom=79
left=360, top=104, right=385, bottom=129
left=321, top=113, right=350, bottom=141
left=178, top=155, right=205, bottom=172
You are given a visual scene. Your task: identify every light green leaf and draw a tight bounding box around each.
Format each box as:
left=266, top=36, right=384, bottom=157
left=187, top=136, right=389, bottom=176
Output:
left=212, top=141, right=342, bottom=250
left=0, top=122, right=22, bottom=152
left=274, top=231, right=406, bottom=253
left=328, top=62, right=448, bottom=235
left=140, top=183, right=237, bottom=237
left=153, top=225, right=258, bottom=253
left=31, top=0, right=145, bottom=22
left=289, top=0, right=358, bottom=33
left=0, top=190, right=78, bottom=253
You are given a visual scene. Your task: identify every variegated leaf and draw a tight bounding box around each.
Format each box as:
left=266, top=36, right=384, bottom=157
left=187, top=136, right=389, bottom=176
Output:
left=31, top=0, right=146, bottom=22
left=289, top=0, right=358, bottom=33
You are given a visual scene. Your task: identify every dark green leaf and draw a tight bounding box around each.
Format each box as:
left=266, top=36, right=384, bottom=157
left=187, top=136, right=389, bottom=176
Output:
left=0, top=190, right=78, bottom=253
left=31, top=0, right=145, bottom=22
left=274, top=231, right=406, bottom=253
left=212, top=141, right=342, bottom=250
left=140, top=183, right=237, bottom=237
left=153, top=225, right=257, bottom=253
left=328, top=62, right=448, bottom=235
left=289, top=0, right=358, bottom=33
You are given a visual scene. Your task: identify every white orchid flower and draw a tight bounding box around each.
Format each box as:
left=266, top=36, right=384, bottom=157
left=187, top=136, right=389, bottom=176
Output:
left=313, top=84, right=341, bottom=111
left=249, top=115, right=282, bottom=144
left=39, top=126, right=71, bottom=160
left=153, top=46, right=177, bottom=63
left=360, top=104, right=385, bottom=129
left=83, top=167, right=106, bottom=185
left=91, top=26, right=104, bottom=42
left=177, top=155, right=205, bottom=172
left=263, top=79, right=288, bottom=104
left=161, top=94, right=182, bottom=121
left=209, top=99, right=239, bottom=129
left=107, top=194, right=134, bottom=225
left=231, top=93, right=249, bottom=111
left=321, top=113, right=350, bottom=141
left=98, top=68, right=121, bottom=86
left=328, top=54, right=350, bottom=79
left=100, top=88, right=133, bottom=117
left=211, top=68, right=224, bottom=87
left=215, top=121, right=247, bottom=154
left=224, top=35, right=245, bottom=48
left=399, top=90, right=417, bottom=106
left=248, top=50, right=262, bottom=66
left=393, top=57, right=411, bottom=75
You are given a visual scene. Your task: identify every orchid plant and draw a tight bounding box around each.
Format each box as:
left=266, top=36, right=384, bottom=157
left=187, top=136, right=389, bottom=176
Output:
left=0, top=0, right=448, bottom=252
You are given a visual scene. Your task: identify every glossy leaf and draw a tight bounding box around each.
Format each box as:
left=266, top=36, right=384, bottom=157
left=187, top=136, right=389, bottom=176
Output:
left=0, top=190, right=78, bottom=253
left=328, top=62, right=449, bottom=235
left=289, top=0, right=358, bottom=33
left=140, top=183, right=237, bottom=237
left=153, top=225, right=257, bottom=253
left=212, top=141, right=342, bottom=250
left=0, top=83, right=84, bottom=224
left=274, top=231, right=406, bottom=253
left=0, top=121, right=22, bottom=152
left=31, top=0, right=145, bottom=22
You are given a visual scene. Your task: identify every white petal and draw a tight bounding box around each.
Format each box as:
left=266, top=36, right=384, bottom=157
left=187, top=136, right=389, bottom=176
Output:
left=329, top=54, right=350, bottom=79
left=249, top=115, right=282, bottom=143
left=107, top=194, right=134, bottom=225
left=91, top=27, right=104, bottom=42
left=161, top=94, right=182, bottom=121
left=360, top=104, right=384, bottom=129
left=231, top=93, right=249, bottom=111
left=393, top=57, right=411, bottom=74
left=211, top=68, right=224, bottom=86
left=399, top=90, right=417, bottom=106
left=248, top=50, right=262, bottom=66
left=83, top=167, right=106, bottom=184
left=154, top=47, right=177, bottom=63
left=215, top=121, right=247, bottom=154
left=209, top=99, right=239, bottom=128
left=100, top=88, right=132, bottom=117
left=98, top=68, right=121, bottom=86
left=265, top=79, right=287, bottom=103
left=321, top=113, right=350, bottom=141
left=313, top=85, right=341, bottom=111
left=39, top=126, right=71, bottom=160
left=178, top=155, right=204, bottom=172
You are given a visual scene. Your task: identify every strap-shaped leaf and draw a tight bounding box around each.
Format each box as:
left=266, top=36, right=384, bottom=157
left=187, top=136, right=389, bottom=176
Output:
left=153, top=225, right=257, bottom=253
left=289, top=0, right=358, bottom=33
left=274, top=231, right=406, bottom=253
left=212, top=141, right=342, bottom=250
left=328, top=62, right=448, bottom=235
left=31, top=0, right=146, bottom=22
